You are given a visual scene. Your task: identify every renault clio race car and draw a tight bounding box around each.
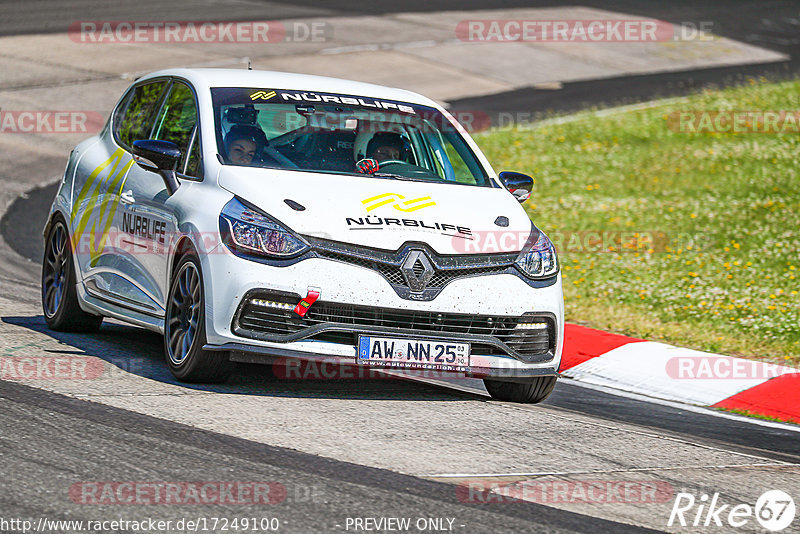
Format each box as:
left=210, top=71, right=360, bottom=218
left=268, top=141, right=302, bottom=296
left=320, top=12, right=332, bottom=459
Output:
left=42, top=68, right=563, bottom=403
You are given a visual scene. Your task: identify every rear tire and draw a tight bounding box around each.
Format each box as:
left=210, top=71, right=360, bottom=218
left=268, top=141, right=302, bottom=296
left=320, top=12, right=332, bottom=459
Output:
left=484, top=376, right=557, bottom=404
left=41, top=218, right=103, bottom=332
left=164, top=253, right=232, bottom=383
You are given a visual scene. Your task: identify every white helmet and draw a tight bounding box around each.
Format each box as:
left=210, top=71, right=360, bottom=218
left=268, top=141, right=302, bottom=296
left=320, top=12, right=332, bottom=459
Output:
left=353, top=122, right=409, bottom=161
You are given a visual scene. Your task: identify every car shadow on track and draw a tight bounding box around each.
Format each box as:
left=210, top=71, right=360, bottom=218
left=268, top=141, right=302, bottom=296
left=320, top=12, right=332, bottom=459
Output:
left=2, top=315, right=479, bottom=401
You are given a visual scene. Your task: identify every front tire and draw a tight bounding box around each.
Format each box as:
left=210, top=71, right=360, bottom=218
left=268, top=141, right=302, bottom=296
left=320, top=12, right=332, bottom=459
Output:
left=484, top=376, right=557, bottom=404
left=164, top=253, right=232, bottom=383
left=42, top=218, right=103, bottom=332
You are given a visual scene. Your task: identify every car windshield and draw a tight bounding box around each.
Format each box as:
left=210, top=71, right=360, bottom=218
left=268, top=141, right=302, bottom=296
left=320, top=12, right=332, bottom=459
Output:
left=211, top=87, right=493, bottom=187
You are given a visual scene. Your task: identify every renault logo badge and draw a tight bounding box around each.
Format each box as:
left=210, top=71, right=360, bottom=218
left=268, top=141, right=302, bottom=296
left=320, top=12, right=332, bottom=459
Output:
left=401, top=250, right=434, bottom=292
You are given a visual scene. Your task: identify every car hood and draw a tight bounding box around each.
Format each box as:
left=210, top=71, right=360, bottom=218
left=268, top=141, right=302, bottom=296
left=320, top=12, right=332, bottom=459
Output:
left=218, top=167, right=533, bottom=255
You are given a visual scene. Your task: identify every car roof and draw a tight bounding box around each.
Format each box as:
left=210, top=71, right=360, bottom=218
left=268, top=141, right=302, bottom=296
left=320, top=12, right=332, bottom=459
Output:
left=138, top=68, right=440, bottom=108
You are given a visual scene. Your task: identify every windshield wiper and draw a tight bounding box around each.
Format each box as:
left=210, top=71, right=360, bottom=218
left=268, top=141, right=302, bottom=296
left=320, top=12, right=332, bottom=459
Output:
left=371, top=172, right=417, bottom=181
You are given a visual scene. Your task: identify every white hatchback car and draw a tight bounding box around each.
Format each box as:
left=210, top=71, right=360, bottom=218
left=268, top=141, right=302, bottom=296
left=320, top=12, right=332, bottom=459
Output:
left=42, top=68, right=563, bottom=403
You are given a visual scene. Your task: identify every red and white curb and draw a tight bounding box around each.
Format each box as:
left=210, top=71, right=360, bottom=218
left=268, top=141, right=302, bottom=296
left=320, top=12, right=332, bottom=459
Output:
left=560, top=324, right=800, bottom=424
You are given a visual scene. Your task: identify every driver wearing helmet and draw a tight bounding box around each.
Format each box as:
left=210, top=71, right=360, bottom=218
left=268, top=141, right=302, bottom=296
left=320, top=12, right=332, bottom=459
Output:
left=366, top=131, right=407, bottom=163
left=223, top=124, right=267, bottom=166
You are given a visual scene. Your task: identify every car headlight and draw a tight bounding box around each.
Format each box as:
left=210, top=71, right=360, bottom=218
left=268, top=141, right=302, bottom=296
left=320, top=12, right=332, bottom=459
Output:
left=515, top=227, right=558, bottom=279
left=220, top=197, right=308, bottom=258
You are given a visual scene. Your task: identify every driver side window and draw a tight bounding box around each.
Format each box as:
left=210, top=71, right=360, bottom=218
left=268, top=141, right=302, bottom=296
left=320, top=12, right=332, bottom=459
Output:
left=153, top=81, right=201, bottom=178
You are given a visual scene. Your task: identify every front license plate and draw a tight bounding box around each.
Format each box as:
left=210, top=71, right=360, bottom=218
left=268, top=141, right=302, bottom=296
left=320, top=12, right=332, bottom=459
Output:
left=357, top=336, right=470, bottom=371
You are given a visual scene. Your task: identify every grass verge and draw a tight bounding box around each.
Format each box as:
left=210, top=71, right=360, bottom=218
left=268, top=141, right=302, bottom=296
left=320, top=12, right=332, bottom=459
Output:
left=476, top=78, right=800, bottom=365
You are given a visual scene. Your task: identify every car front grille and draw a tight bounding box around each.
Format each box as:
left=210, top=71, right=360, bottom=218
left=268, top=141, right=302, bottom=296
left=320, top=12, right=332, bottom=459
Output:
left=313, top=249, right=510, bottom=290
left=233, top=290, right=555, bottom=363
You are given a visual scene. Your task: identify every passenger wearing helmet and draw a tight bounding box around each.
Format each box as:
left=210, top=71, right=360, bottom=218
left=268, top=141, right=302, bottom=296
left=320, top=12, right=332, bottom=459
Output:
left=224, top=124, right=267, bottom=166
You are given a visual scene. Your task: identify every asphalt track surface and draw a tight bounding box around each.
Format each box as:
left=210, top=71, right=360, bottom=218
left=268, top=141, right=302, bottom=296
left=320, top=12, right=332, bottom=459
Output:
left=449, top=1, right=800, bottom=116
left=2, top=0, right=799, bottom=115
left=2, top=1, right=800, bottom=533
left=2, top=379, right=653, bottom=533
left=3, top=184, right=800, bottom=530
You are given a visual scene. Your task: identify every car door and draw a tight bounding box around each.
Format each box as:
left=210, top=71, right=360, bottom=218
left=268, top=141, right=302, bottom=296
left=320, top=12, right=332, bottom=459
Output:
left=72, top=79, right=169, bottom=314
left=120, top=79, right=202, bottom=311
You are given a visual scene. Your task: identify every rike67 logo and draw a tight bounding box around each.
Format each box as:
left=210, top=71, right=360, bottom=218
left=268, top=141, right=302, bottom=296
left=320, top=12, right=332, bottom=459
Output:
left=668, top=490, right=795, bottom=531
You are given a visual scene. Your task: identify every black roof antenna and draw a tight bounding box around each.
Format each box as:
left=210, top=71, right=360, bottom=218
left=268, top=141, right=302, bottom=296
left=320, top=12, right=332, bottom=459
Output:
left=247, top=60, right=252, bottom=70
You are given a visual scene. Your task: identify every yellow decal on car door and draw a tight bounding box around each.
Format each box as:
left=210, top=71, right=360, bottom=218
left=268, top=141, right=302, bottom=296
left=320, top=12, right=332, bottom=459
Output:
left=70, top=148, right=135, bottom=266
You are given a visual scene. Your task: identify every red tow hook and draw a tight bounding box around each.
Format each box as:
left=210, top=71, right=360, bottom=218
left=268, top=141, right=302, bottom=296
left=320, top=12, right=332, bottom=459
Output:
left=293, top=289, right=320, bottom=317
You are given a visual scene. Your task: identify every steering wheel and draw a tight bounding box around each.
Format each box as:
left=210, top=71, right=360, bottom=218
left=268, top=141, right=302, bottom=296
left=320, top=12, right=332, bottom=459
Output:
left=377, top=159, right=408, bottom=166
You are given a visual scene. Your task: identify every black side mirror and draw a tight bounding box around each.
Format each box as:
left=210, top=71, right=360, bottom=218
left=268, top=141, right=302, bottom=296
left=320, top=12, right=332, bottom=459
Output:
left=499, top=171, right=533, bottom=203
left=132, top=139, right=181, bottom=195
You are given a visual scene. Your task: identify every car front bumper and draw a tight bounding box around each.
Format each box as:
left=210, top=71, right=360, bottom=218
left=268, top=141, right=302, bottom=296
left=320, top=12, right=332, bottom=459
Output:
left=201, top=246, right=564, bottom=379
